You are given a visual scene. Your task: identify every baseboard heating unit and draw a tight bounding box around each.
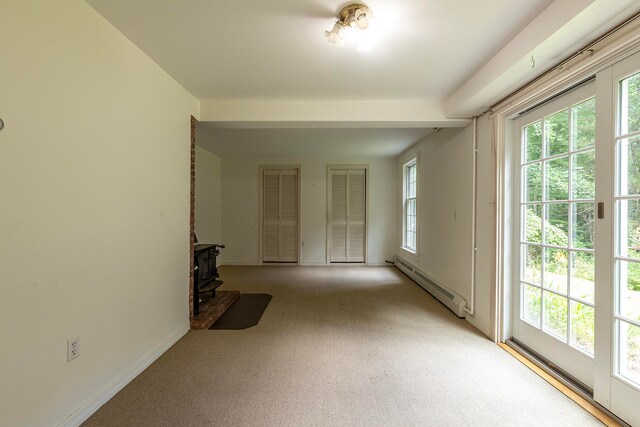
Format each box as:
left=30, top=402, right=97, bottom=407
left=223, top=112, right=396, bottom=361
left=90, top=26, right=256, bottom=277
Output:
left=394, top=256, right=467, bottom=318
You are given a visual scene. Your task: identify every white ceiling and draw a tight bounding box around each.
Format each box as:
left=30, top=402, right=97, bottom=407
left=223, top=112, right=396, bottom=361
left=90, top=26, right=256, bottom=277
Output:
left=196, top=125, right=433, bottom=158
left=86, top=0, right=640, bottom=157
left=86, top=0, right=553, bottom=101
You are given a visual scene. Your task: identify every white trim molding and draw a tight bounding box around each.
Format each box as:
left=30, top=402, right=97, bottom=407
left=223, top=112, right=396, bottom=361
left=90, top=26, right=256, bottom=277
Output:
left=465, top=315, right=491, bottom=338
left=221, top=262, right=263, bottom=266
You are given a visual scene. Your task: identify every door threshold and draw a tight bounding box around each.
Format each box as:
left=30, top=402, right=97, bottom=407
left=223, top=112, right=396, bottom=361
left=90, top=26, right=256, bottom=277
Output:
left=507, top=339, right=593, bottom=396
left=499, top=340, right=628, bottom=427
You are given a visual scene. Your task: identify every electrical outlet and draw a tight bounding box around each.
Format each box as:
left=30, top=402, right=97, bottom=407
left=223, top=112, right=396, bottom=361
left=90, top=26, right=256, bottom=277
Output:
left=67, top=336, right=79, bottom=362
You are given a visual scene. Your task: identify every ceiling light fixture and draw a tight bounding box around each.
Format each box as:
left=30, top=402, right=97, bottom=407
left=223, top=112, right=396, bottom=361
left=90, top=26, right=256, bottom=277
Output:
left=325, top=3, right=371, bottom=47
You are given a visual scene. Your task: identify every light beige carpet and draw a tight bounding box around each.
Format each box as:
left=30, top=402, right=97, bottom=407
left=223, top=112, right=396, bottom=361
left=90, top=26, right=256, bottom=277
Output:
left=83, top=266, right=603, bottom=426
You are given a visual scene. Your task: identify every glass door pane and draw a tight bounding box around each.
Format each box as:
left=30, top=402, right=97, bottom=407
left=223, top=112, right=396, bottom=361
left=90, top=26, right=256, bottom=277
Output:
left=519, top=96, right=597, bottom=358
left=614, top=71, right=640, bottom=389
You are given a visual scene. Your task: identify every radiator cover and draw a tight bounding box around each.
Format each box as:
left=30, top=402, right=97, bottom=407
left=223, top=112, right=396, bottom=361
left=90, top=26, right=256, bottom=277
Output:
left=394, top=256, right=467, bottom=318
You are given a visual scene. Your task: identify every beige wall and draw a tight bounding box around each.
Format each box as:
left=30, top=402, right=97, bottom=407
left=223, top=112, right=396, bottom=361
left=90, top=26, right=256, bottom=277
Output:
left=396, top=125, right=493, bottom=336
left=195, top=146, right=222, bottom=244
left=0, top=1, right=199, bottom=426
left=220, top=157, right=397, bottom=265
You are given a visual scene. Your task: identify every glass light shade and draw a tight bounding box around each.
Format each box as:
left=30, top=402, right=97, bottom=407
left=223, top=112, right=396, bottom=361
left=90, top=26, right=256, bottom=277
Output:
left=356, top=15, right=369, bottom=29
left=324, top=22, right=343, bottom=44
left=354, top=9, right=369, bottom=29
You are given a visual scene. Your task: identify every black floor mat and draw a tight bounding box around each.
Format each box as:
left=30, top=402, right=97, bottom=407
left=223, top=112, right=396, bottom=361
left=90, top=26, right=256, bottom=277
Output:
left=209, top=294, right=272, bottom=330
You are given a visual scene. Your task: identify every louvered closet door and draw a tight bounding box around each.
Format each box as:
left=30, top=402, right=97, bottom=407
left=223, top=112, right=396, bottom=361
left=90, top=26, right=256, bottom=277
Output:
left=347, top=170, right=366, bottom=262
left=280, top=171, right=298, bottom=262
left=262, top=169, right=298, bottom=263
left=263, top=171, right=281, bottom=262
left=331, top=171, right=348, bottom=262
left=330, top=169, right=366, bottom=263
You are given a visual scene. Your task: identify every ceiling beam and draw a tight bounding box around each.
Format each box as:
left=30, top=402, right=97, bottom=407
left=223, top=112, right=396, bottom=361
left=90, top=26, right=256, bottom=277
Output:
left=199, top=99, right=470, bottom=128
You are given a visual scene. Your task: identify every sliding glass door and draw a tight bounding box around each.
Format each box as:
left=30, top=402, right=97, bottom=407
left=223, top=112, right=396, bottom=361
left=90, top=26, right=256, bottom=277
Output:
left=609, top=52, right=640, bottom=424
left=511, top=50, right=640, bottom=425
left=513, top=82, right=597, bottom=388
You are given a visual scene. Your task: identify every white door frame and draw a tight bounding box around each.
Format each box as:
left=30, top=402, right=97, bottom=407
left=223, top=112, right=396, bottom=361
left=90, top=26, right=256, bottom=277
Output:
left=259, top=165, right=301, bottom=265
left=326, top=165, right=369, bottom=265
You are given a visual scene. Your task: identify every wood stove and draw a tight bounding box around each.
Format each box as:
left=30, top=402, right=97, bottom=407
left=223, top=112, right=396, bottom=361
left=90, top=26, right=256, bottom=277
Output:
left=193, top=243, right=225, bottom=315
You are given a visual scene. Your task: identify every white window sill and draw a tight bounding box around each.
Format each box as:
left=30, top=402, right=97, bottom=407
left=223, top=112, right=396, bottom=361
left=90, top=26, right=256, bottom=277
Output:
left=399, top=247, right=418, bottom=257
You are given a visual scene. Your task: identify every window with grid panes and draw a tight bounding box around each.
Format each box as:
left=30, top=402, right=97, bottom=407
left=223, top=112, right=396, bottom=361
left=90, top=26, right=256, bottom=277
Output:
left=404, top=158, right=417, bottom=252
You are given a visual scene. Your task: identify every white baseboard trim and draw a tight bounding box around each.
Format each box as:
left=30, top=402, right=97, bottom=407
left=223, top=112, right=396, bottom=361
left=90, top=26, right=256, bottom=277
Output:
left=465, top=315, right=491, bottom=338
left=319, top=263, right=391, bottom=267
left=221, top=261, right=262, bottom=266
left=299, top=263, right=379, bottom=267
left=223, top=262, right=391, bottom=267
left=57, top=322, right=189, bottom=427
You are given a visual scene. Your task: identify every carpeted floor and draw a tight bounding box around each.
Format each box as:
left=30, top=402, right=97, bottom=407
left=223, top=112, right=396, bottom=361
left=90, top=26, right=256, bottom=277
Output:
left=83, top=266, right=603, bottom=426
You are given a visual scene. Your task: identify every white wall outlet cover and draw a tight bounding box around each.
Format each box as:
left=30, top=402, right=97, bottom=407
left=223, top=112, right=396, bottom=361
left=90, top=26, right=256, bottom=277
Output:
left=67, top=336, right=80, bottom=362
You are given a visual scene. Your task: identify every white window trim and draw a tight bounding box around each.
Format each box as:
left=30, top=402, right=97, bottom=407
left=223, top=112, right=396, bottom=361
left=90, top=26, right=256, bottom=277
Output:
left=402, top=154, right=419, bottom=254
